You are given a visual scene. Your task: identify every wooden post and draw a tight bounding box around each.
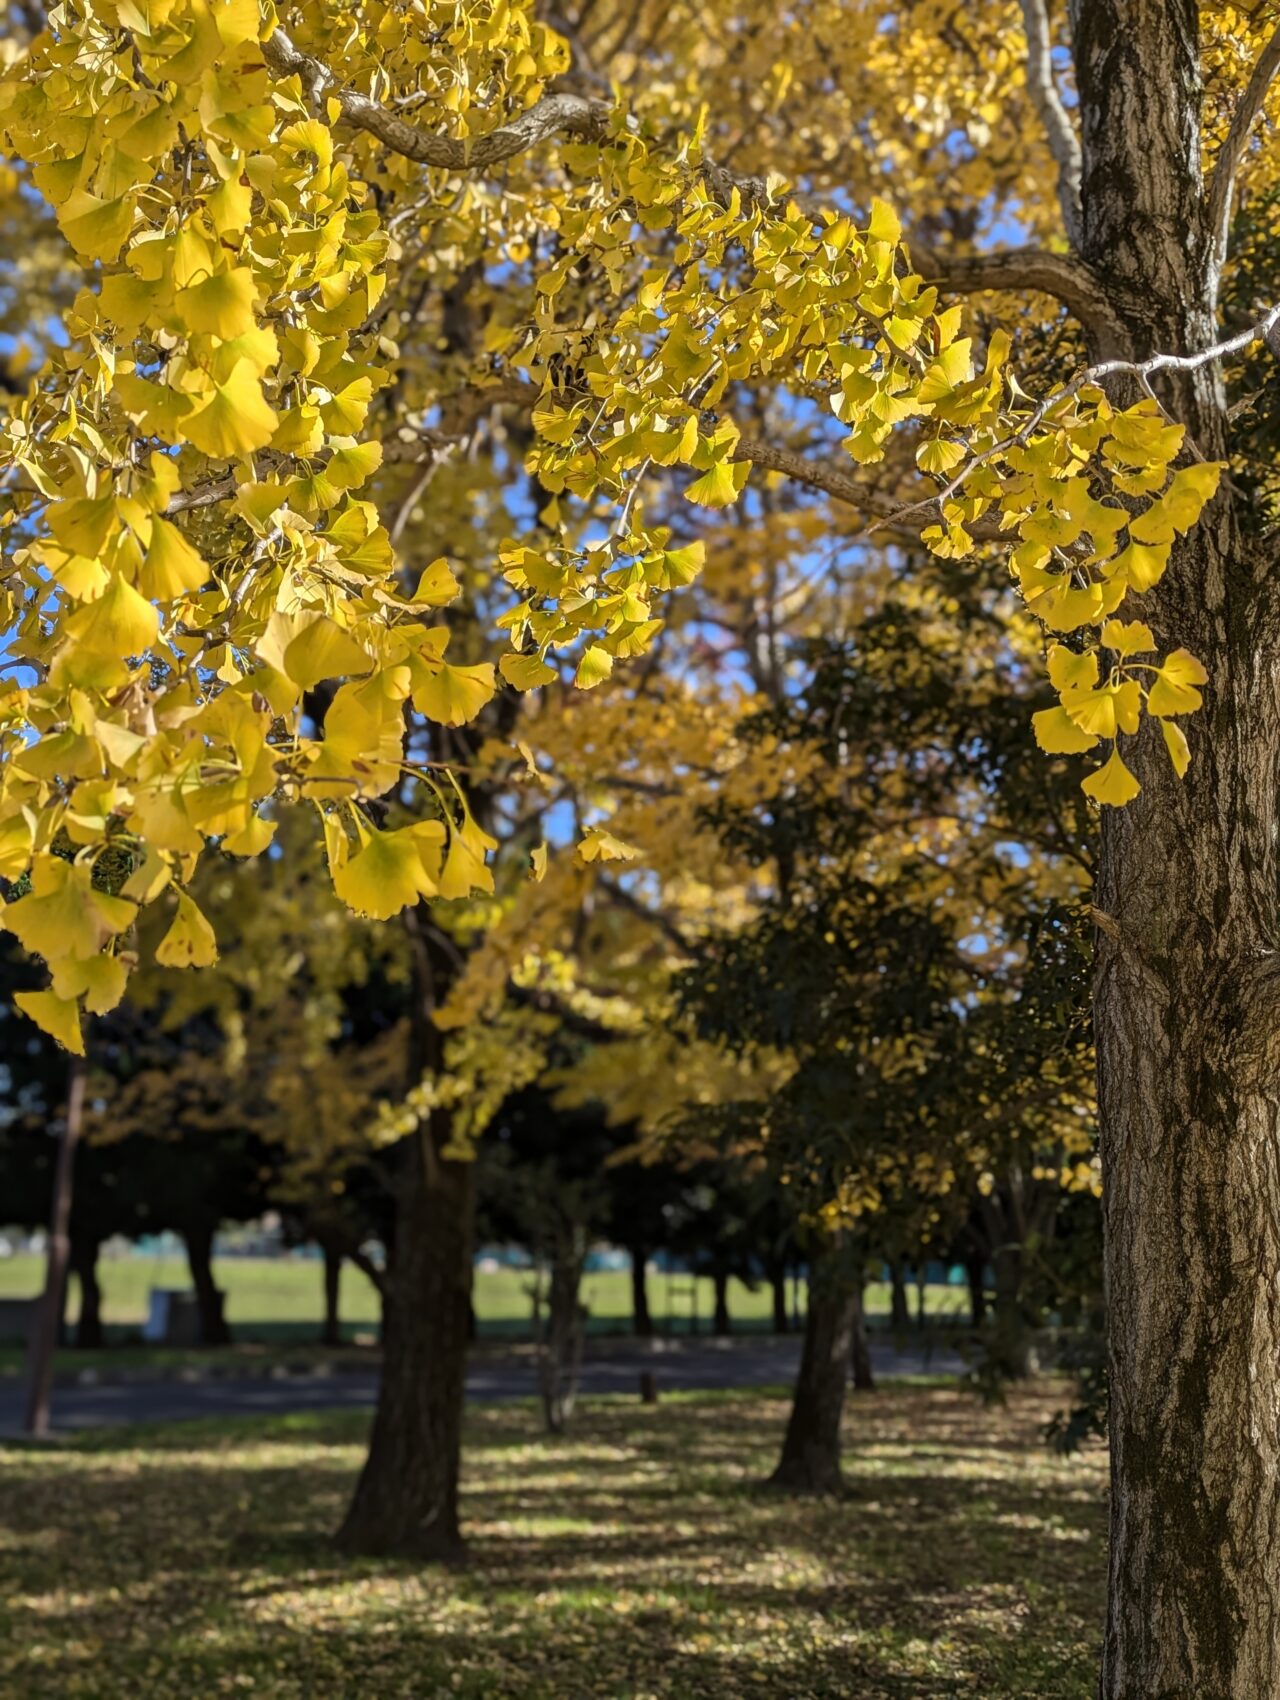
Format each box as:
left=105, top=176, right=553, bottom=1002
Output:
left=24, top=1053, right=87, bottom=1437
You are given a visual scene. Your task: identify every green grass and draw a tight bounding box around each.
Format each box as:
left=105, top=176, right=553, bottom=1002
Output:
left=0, top=1252, right=971, bottom=1343
left=0, top=1384, right=1104, bottom=1698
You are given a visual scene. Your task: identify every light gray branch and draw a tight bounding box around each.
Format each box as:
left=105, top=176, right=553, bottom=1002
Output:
left=1206, top=22, right=1280, bottom=286
left=1018, top=0, right=1084, bottom=249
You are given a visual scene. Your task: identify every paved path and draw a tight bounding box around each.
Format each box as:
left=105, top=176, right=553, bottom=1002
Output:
left=0, top=1337, right=966, bottom=1433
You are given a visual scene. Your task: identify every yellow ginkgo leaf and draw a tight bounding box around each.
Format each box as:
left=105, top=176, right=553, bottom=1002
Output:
left=411, top=661, right=496, bottom=726
left=1082, top=749, right=1141, bottom=807
left=59, top=189, right=135, bottom=261
left=1147, top=648, right=1209, bottom=716
left=14, top=989, right=85, bottom=1054
left=331, top=825, right=438, bottom=919
left=220, top=814, right=277, bottom=856
left=1101, top=619, right=1155, bottom=657
left=685, top=459, right=749, bottom=507
left=282, top=615, right=374, bottom=691
left=574, top=646, right=613, bottom=690
left=155, top=890, right=219, bottom=968
left=500, top=652, right=557, bottom=691
left=175, top=266, right=258, bottom=339
left=1160, top=717, right=1191, bottom=779
left=137, top=516, right=209, bottom=600
left=51, top=952, right=129, bottom=1015
left=1046, top=645, right=1099, bottom=696
left=185, top=359, right=279, bottom=459
left=410, top=558, right=462, bottom=606
left=1110, top=539, right=1171, bottom=593
left=65, top=572, right=159, bottom=657
left=577, top=826, right=641, bottom=864
left=867, top=195, right=902, bottom=244
left=1032, top=706, right=1099, bottom=755
left=0, top=811, right=34, bottom=879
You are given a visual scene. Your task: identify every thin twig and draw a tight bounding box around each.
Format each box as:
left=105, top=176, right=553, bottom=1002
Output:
left=1017, top=0, right=1084, bottom=248
left=1206, top=21, right=1280, bottom=285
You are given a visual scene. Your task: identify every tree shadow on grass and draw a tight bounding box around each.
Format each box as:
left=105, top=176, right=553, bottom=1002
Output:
left=0, top=1385, right=1104, bottom=1700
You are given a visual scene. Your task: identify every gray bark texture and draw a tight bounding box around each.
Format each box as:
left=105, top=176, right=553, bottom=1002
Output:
left=1066, top=1, right=1280, bottom=1691
left=770, top=1256, right=858, bottom=1494
left=337, top=909, right=474, bottom=1561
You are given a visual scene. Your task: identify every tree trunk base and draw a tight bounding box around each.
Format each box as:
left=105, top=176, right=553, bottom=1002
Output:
left=336, top=1503, right=469, bottom=1565
left=764, top=1452, right=848, bottom=1498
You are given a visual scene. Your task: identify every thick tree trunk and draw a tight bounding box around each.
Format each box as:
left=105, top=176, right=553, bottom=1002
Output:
left=629, top=1243, right=653, bottom=1337
left=320, top=1243, right=342, bottom=1348
left=338, top=1135, right=474, bottom=1558
left=338, top=905, right=476, bottom=1560
left=769, top=1263, right=789, bottom=1334
left=712, top=1268, right=731, bottom=1336
left=183, top=1223, right=230, bottom=1346
left=1070, top=4, right=1280, bottom=1691
left=71, top=1233, right=103, bottom=1350
left=769, top=1267, right=856, bottom=1493
left=850, top=1279, right=875, bottom=1393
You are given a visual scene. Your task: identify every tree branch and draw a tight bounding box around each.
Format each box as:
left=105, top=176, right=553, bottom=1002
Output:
left=1017, top=0, right=1084, bottom=248
left=597, top=874, right=704, bottom=959
left=733, top=437, right=1004, bottom=542
left=261, top=26, right=795, bottom=214
left=1206, top=21, right=1280, bottom=286
left=917, top=245, right=1119, bottom=341
left=262, top=28, right=609, bottom=168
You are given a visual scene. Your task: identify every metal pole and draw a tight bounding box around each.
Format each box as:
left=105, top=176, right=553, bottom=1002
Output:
left=24, top=1054, right=87, bottom=1436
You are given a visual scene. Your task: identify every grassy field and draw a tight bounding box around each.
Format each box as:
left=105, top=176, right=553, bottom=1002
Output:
left=0, top=1253, right=971, bottom=1343
left=0, top=1383, right=1104, bottom=1698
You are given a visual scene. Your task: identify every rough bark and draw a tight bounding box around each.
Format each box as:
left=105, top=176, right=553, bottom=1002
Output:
left=629, top=1243, right=654, bottom=1337
left=70, top=1233, right=103, bottom=1350
left=182, top=1223, right=230, bottom=1346
left=320, top=1242, right=342, bottom=1348
left=769, top=1268, right=857, bottom=1494
left=1068, top=3, right=1280, bottom=1691
left=337, top=1133, right=473, bottom=1558
left=337, top=907, right=474, bottom=1560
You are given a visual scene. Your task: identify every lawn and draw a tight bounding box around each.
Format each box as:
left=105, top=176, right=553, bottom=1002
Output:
left=0, top=1253, right=971, bottom=1343
left=0, top=1384, right=1105, bottom=1698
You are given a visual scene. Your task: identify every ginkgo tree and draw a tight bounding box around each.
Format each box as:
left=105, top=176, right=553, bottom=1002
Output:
left=2, top=0, right=1280, bottom=1689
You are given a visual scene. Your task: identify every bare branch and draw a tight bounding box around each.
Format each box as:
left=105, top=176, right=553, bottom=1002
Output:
left=917, top=244, right=1120, bottom=341
left=1018, top=0, right=1084, bottom=248
left=597, top=875, right=704, bottom=959
left=733, top=438, right=900, bottom=516
left=733, top=437, right=1004, bottom=542
left=1206, top=22, right=1280, bottom=285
